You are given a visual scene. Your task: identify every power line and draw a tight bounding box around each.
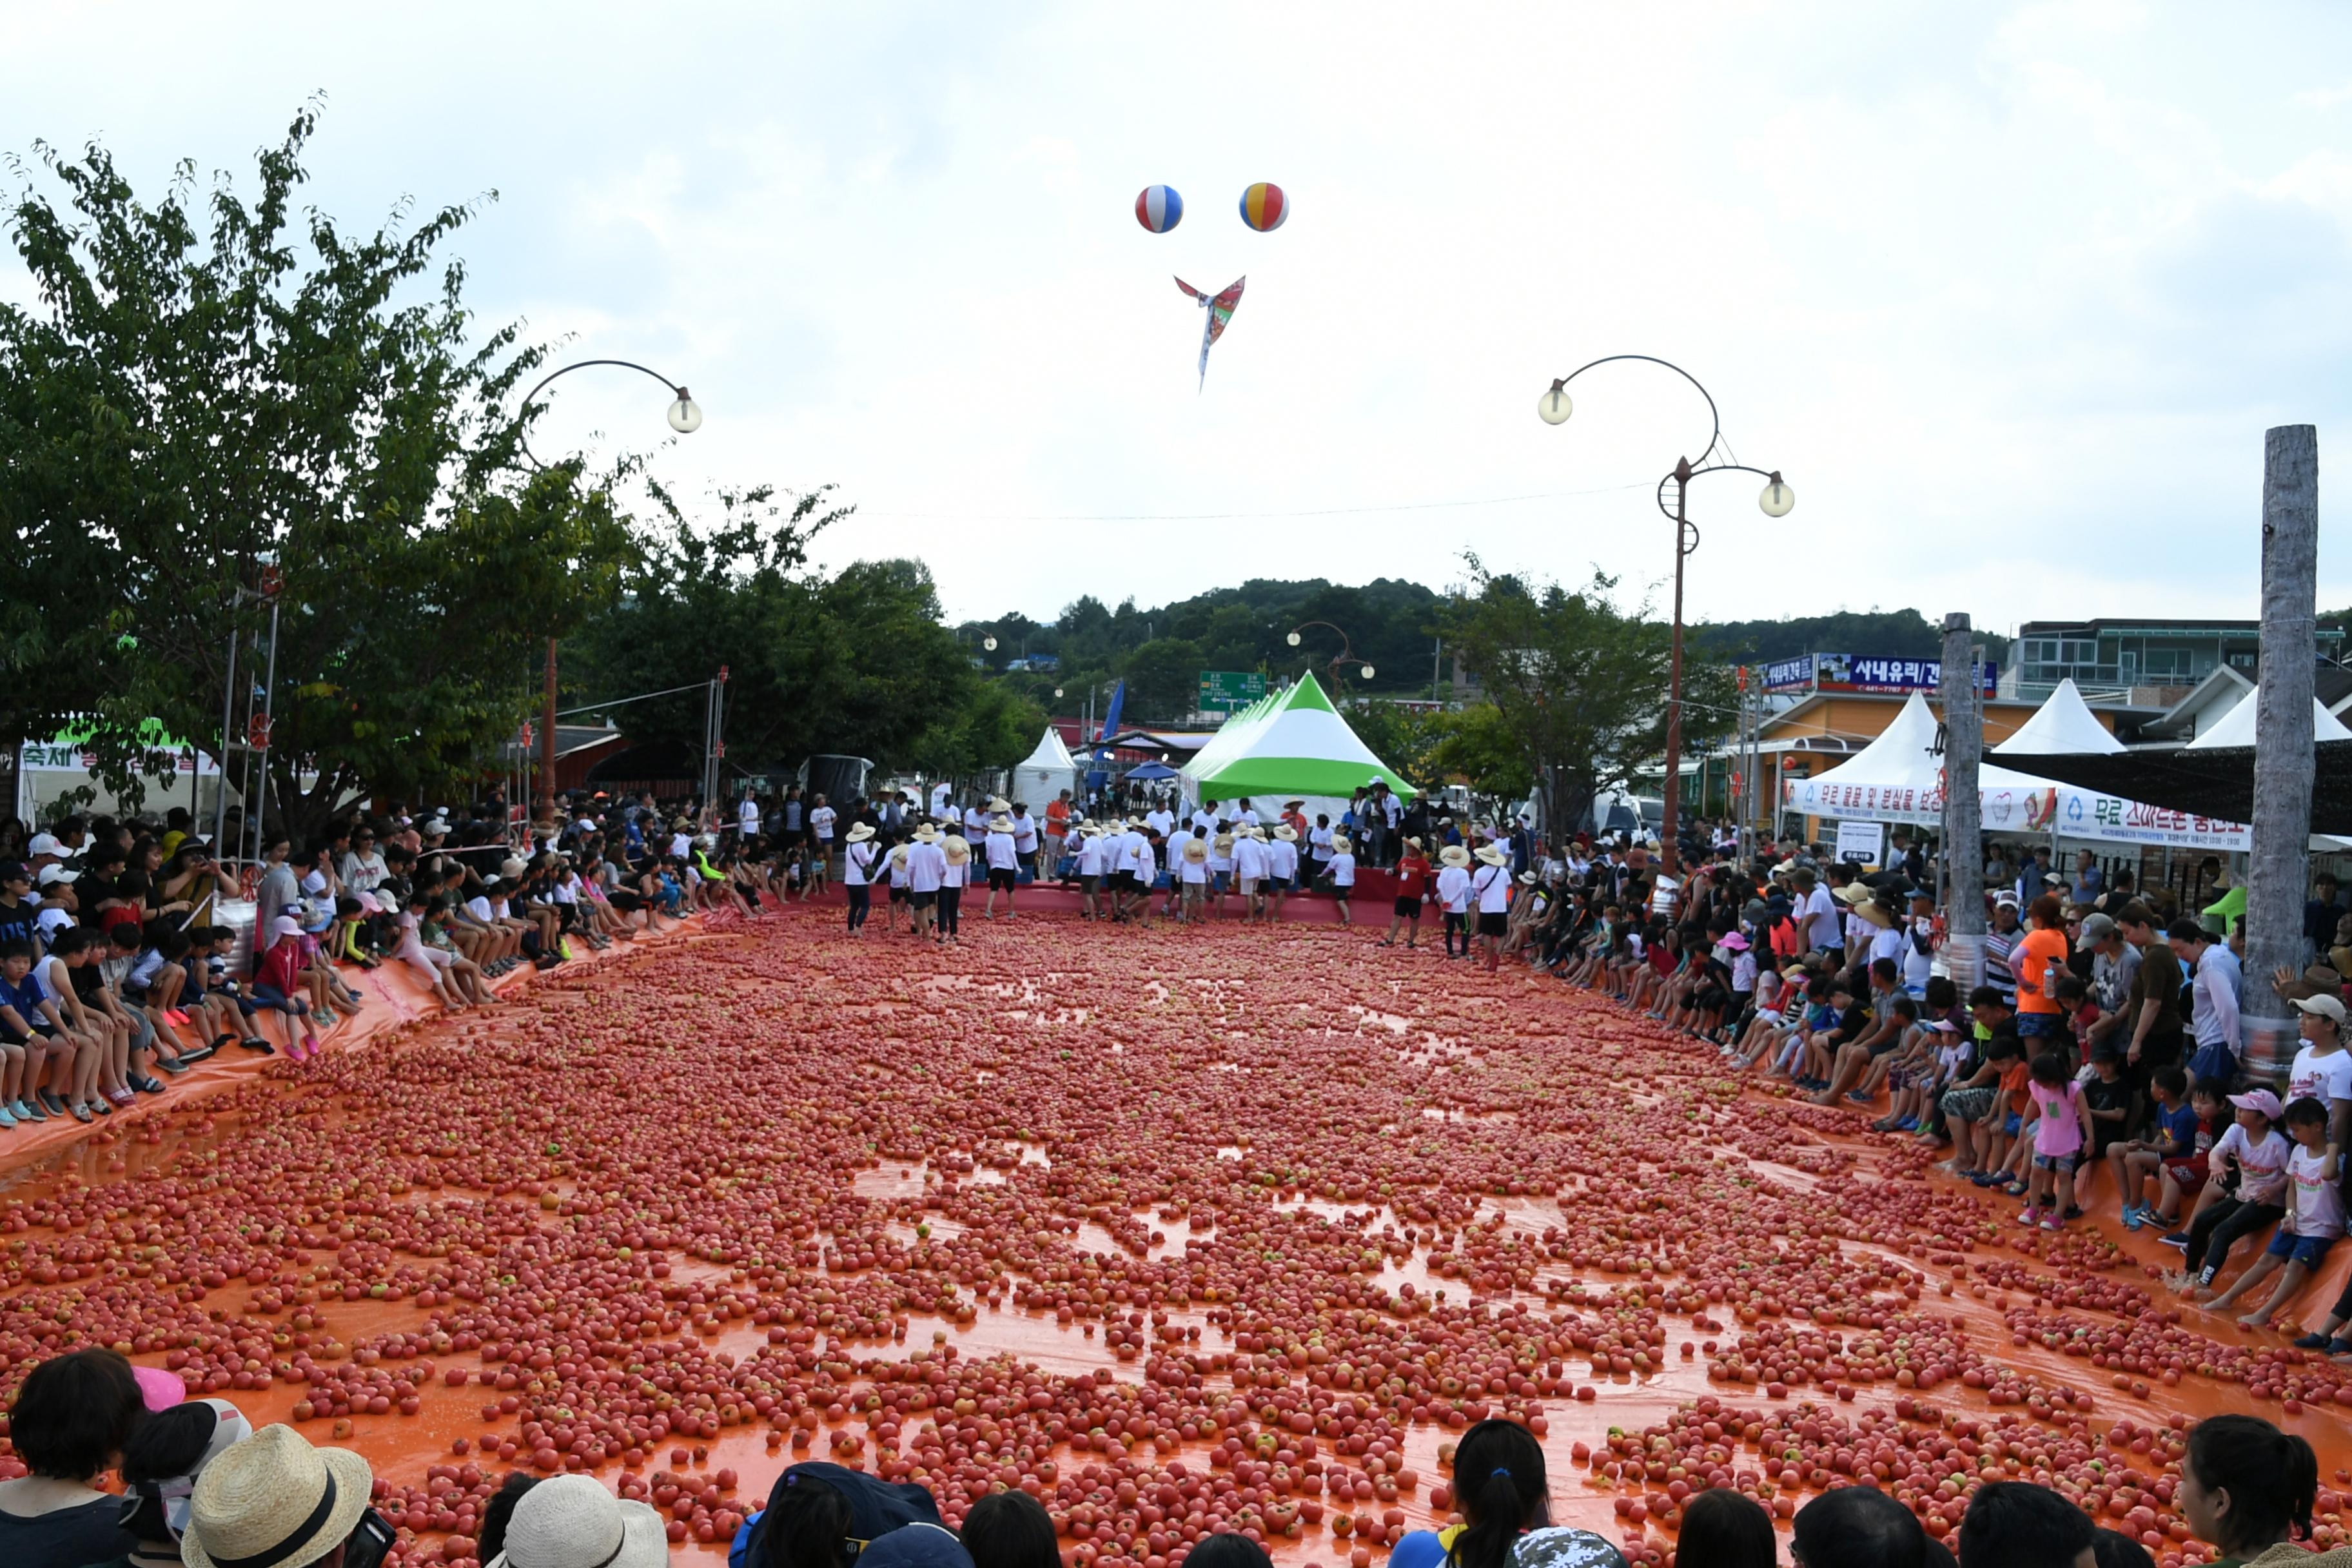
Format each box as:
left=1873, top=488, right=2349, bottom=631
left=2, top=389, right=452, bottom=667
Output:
left=854, top=482, right=1649, bottom=525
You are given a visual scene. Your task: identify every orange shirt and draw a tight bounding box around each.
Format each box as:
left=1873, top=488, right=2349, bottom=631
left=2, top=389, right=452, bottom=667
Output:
left=1999, top=1059, right=2032, bottom=1106
left=2013, top=926, right=2070, bottom=1014
left=1044, top=799, right=1070, bottom=831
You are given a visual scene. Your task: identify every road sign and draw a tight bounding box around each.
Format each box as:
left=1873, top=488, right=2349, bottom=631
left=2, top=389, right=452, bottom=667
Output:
left=1197, top=671, right=1267, bottom=711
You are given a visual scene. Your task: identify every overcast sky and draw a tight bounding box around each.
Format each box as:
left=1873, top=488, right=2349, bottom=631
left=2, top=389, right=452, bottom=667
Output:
left=8, top=2, right=2351, bottom=634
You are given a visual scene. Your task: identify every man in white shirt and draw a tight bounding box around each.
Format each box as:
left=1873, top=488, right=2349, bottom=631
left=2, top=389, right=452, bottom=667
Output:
left=1232, top=826, right=1268, bottom=919
left=905, top=824, right=948, bottom=939
left=1191, top=803, right=1218, bottom=835
left=930, top=781, right=954, bottom=821
left=963, top=801, right=990, bottom=843
left=1176, top=832, right=1211, bottom=921
left=1010, top=803, right=1041, bottom=879
left=983, top=814, right=1021, bottom=920
left=738, top=793, right=762, bottom=844
left=809, top=796, right=838, bottom=863
left=1126, top=827, right=1158, bottom=930
left=1470, top=845, right=1513, bottom=971
left=1264, top=826, right=1300, bottom=923
left=1790, top=868, right=1842, bottom=960
left=1146, top=803, right=1175, bottom=838
left=1233, top=798, right=1260, bottom=830
left=1207, top=831, right=1236, bottom=919
left=2170, top=920, right=2243, bottom=1084
left=1162, top=825, right=1193, bottom=917
left=1075, top=823, right=1108, bottom=921
left=1436, top=845, right=1475, bottom=959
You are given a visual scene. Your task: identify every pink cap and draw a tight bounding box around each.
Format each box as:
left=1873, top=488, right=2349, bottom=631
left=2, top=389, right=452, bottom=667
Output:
left=2228, top=1088, right=2284, bottom=1121
left=133, top=1364, right=188, bottom=1412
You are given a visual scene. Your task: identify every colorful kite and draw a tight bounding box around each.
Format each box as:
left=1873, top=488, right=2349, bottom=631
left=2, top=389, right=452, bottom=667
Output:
left=1173, top=275, right=1244, bottom=390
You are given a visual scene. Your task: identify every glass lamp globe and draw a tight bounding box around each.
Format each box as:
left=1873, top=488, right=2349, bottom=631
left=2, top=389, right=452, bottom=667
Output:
left=667, top=395, right=703, bottom=435
left=1758, top=473, right=1795, bottom=518
left=1286, top=631, right=1302, bottom=647
left=1054, top=687, right=1064, bottom=699
left=1537, top=385, right=1573, bottom=425
left=1360, top=664, right=1376, bottom=680
left=983, top=636, right=998, bottom=651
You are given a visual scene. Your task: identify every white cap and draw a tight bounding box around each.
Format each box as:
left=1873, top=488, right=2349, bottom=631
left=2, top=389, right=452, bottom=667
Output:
left=26, top=833, right=62, bottom=858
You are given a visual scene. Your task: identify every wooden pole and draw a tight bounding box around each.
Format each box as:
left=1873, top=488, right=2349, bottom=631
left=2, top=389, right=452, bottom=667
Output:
left=1940, top=612, right=1985, bottom=992
left=2242, top=424, right=2318, bottom=1083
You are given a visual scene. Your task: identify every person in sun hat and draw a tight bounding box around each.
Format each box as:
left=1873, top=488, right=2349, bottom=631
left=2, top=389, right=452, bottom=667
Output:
left=1177, top=833, right=1211, bottom=923
left=1470, top=843, right=1512, bottom=970
left=1382, top=836, right=1432, bottom=950
left=487, top=1473, right=669, bottom=1568
left=905, top=823, right=946, bottom=941
left=1206, top=828, right=1237, bottom=918
left=1435, top=843, right=1474, bottom=959
left=179, top=1424, right=373, bottom=1568
left=841, top=821, right=877, bottom=936
left=1231, top=819, right=1268, bottom=921
left=1264, top=821, right=1300, bottom=923
left=1323, top=832, right=1357, bottom=927
left=983, top=814, right=1020, bottom=921
left=937, top=831, right=969, bottom=945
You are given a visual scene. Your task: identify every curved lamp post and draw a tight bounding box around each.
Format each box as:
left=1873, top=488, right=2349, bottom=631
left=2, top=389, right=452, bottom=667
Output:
left=1286, top=621, right=1375, bottom=687
left=1538, top=355, right=1792, bottom=876
left=518, top=358, right=704, bottom=816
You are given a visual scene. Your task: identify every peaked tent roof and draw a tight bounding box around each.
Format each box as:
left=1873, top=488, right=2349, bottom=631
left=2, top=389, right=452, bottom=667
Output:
left=1017, top=725, right=1077, bottom=773
left=1180, top=674, right=1416, bottom=801
left=1993, top=678, right=2126, bottom=756
left=2184, top=692, right=2352, bottom=750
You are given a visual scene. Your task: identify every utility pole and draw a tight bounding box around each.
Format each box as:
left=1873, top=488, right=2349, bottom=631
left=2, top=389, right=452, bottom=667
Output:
left=539, top=638, right=559, bottom=824
left=2244, top=424, right=2318, bottom=1083
left=1939, top=612, right=1985, bottom=992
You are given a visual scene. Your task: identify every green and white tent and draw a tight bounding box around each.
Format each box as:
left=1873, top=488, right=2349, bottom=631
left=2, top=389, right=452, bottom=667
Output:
left=1180, top=674, right=1417, bottom=808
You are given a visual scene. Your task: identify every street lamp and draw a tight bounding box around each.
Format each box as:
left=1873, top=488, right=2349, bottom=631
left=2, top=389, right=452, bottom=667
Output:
left=515, top=358, right=704, bottom=818
left=1287, top=622, right=1373, bottom=689
left=1538, top=354, right=1792, bottom=876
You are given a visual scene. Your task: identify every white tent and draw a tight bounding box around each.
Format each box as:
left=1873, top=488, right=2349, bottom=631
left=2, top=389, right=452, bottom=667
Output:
left=1993, top=679, right=2125, bottom=756
left=1009, top=726, right=1079, bottom=812
left=2184, top=693, right=2352, bottom=750
left=1785, top=692, right=2250, bottom=850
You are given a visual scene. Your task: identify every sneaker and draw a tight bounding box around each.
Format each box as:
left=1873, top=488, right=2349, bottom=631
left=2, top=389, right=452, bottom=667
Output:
left=2159, top=1231, right=2191, bottom=1250
left=2295, top=1332, right=2333, bottom=1349
left=0, top=1104, right=15, bottom=1128
left=39, top=1091, right=67, bottom=1117
left=2122, top=1206, right=2146, bottom=1231
left=17, top=1097, right=46, bottom=1122
left=2017, top=1208, right=2042, bottom=1227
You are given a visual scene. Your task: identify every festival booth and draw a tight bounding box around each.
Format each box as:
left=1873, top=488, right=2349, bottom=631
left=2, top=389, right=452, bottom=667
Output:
left=1009, top=725, right=1079, bottom=813
left=1990, top=678, right=2124, bottom=760
left=1179, top=674, right=1416, bottom=833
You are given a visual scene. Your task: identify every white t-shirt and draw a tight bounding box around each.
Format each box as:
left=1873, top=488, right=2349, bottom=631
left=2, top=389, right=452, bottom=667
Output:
left=1233, top=837, right=1268, bottom=881
left=1436, top=865, right=1472, bottom=914
left=1191, top=808, right=1217, bottom=833
left=1132, top=840, right=1157, bottom=881
left=1308, top=827, right=1333, bottom=861
left=1327, top=851, right=1357, bottom=888
left=2211, top=1122, right=2293, bottom=1205
left=1266, top=840, right=1298, bottom=881
left=1179, top=849, right=1209, bottom=885
left=810, top=805, right=837, bottom=842
left=985, top=832, right=1019, bottom=872
left=1146, top=809, right=1174, bottom=837
left=1472, top=865, right=1511, bottom=914
left=963, top=807, right=988, bottom=839
left=843, top=841, right=874, bottom=886
left=1901, top=918, right=1936, bottom=991
left=942, top=854, right=967, bottom=888
left=1731, top=951, right=1759, bottom=993
left=1165, top=829, right=1193, bottom=869
left=1208, top=838, right=1233, bottom=874
left=886, top=847, right=912, bottom=887
left=907, top=841, right=946, bottom=894
left=739, top=799, right=761, bottom=836
left=1012, top=816, right=1039, bottom=854
left=2288, top=1044, right=2352, bottom=1110
left=466, top=894, right=505, bottom=923
left=1867, top=925, right=1906, bottom=969
left=1235, top=807, right=1259, bottom=828
left=1381, top=795, right=1402, bottom=827
left=2287, top=1142, right=2347, bottom=1238
left=930, top=782, right=953, bottom=819
left=1077, top=836, right=1106, bottom=877
left=1796, top=887, right=1840, bottom=950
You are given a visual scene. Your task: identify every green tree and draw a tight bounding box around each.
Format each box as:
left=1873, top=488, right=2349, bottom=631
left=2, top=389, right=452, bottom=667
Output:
left=1426, top=702, right=1535, bottom=818
left=1438, top=556, right=1733, bottom=839
left=0, top=105, right=629, bottom=835
left=1118, top=637, right=1206, bottom=720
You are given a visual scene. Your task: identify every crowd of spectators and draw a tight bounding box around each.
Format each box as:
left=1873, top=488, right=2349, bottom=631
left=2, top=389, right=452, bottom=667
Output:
left=1487, top=827, right=2352, bottom=1347
left=6, top=1369, right=2341, bottom=1568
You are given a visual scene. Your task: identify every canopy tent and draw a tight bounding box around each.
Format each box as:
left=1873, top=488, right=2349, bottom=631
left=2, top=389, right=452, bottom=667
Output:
left=1180, top=676, right=1416, bottom=823
left=1008, top=726, right=1079, bottom=813
left=1992, top=679, right=2125, bottom=756
left=1785, top=692, right=2252, bottom=851
left=2184, top=694, right=2352, bottom=750
left=1122, top=761, right=1180, bottom=781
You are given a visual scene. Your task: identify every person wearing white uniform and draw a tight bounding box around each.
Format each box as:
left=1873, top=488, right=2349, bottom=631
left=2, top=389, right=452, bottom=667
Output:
left=1177, top=833, right=1211, bottom=921
left=1126, top=828, right=1159, bottom=930
left=1207, top=830, right=1236, bottom=916
left=983, top=814, right=1021, bottom=920
left=1471, top=844, right=1513, bottom=971
left=841, top=821, right=876, bottom=935
left=882, top=839, right=913, bottom=934
left=1161, top=826, right=1194, bottom=917
left=1436, top=844, right=1475, bottom=959
left=937, top=832, right=970, bottom=942
left=1264, top=826, right=1300, bottom=923
left=1324, top=832, right=1357, bottom=928
left=1010, top=805, right=1041, bottom=879
left=1146, top=805, right=1174, bottom=838
left=1232, top=828, right=1268, bottom=919
left=738, top=793, right=761, bottom=844
left=963, top=801, right=989, bottom=845
left=905, top=823, right=948, bottom=939
left=1074, top=824, right=1108, bottom=921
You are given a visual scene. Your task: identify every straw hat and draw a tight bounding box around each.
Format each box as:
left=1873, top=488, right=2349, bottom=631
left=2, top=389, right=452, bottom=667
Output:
left=501, top=858, right=528, bottom=880
left=845, top=822, right=876, bottom=843
left=1438, top=845, right=1472, bottom=868
left=943, top=834, right=972, bottom=865
left=987, top=796, right=1011, bottom=813
left=181, top=1425, right=373, bottom=1568
left=1516, top=871, right=1537, bottom=885
left=1212, top=832, right=1236, bottom=854
left=914, top=823, right=939, bottom=843
left=488, top=1473, right=670, bottom=1568
left=1182, top=838, right=1209, bottom=863
left=1284, top=799, right=1306, bottom=810
left=1273, top=824, right=1298, bottom=842
left=1856, top=899, right=1896, bottom=930
left=1833, top=883, right=1873, bottom=906
left=1329, top=833, right=1353, bottom=854
left=1404, top=836, right=1423, bottom=850
left=987, top=814, right=1015, bottom=833
left=1474, top=845, right=1508, bottom=867
left=1248, top=825, right=1268, bottom=841
left=1077, top=823, right=1101, bottom=838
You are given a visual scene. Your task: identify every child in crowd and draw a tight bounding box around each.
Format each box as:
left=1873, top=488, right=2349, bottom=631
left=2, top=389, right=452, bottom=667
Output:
left=2204, top=1097, right=2343, bottom=1328
left=2112, top=1071, right=2213, bottom=1230
left=1324, top=834, right=1356, bottom=927
left=2017, top=1049, right=2093, bottom=1231
left=1941, top=1033, right=2024, bottom=1181
left=2070, top=1044, right=2133, bottom=1216
left=252, top=916, right=320, bottom=1061
left=2170, top=1089, right=2291, bottom=1293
